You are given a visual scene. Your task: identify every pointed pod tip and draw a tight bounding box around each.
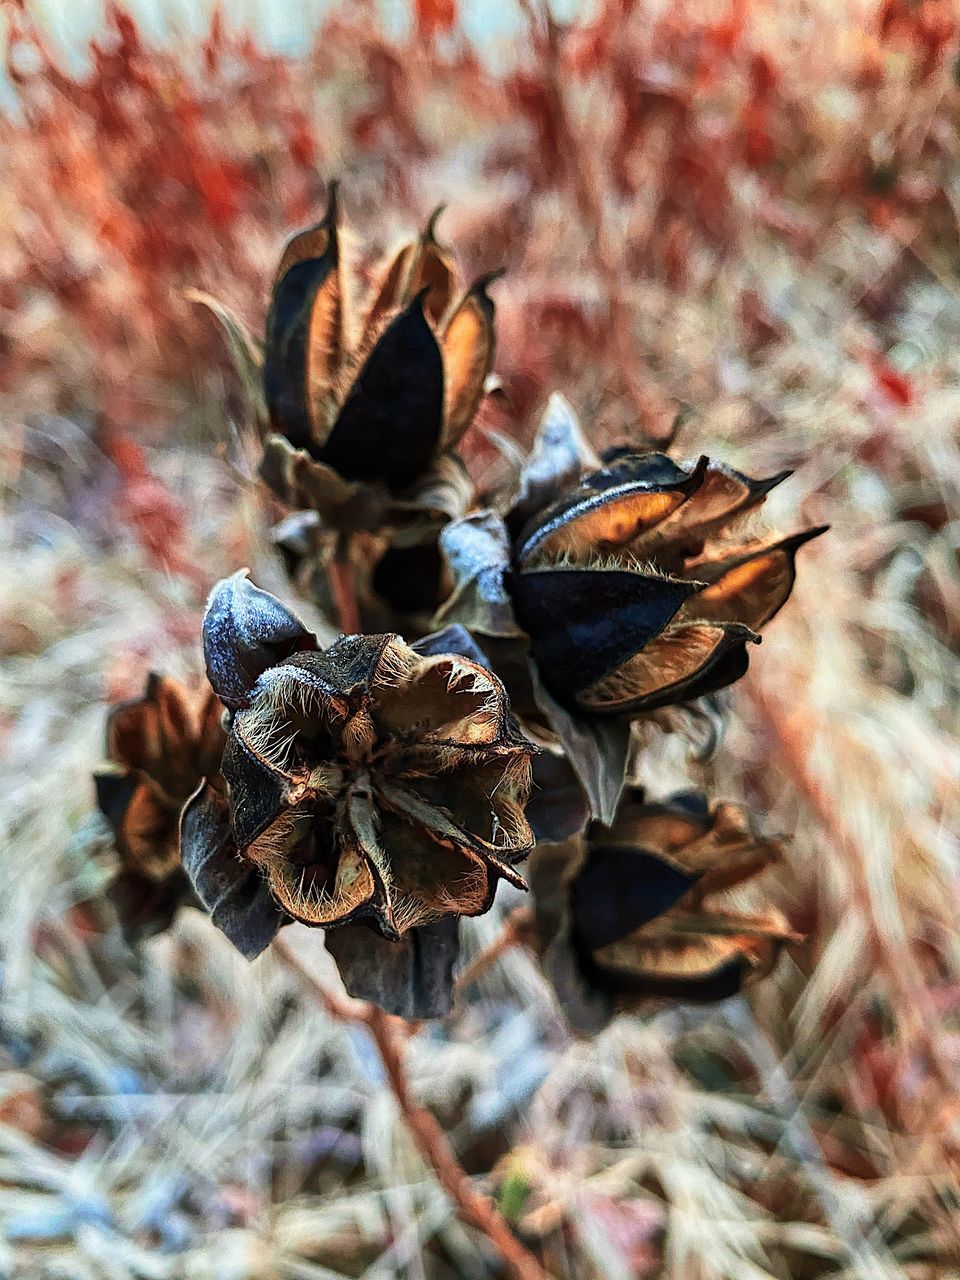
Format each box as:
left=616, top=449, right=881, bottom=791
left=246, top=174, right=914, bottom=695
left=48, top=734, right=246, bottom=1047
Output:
left=763, top=468, right=794, bottom=494
left=425, top=203, right=447, bottom=242
left=685, top=454, right=710, bottom=489
left=797, top=523, right=830, bottom=545
left=471, top=267, right=505, bottom=296
left=324, top=178, right=340, bottom=222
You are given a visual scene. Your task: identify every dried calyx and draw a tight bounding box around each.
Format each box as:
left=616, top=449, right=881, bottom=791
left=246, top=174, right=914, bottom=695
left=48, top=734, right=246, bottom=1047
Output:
left=193, top=187, right=489, bottom=539
left=179, top=571, right=535, bottom=1015
left=528, top=787, right=800, bottom=1033
left=94, top=674, right=224, bottom=941
left=437, top=393, right=827, bottom=824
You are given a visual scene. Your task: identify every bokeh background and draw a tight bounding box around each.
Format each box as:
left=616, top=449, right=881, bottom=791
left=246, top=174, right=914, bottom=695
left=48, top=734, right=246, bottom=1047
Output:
left=1, top=1, right=959, bottom=1276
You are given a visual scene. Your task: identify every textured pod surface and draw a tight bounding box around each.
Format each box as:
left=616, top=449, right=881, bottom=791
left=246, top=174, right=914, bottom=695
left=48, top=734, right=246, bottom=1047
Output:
left=439, top=403, right=825, bottom=743
left=530, top=788, right=799, bottom=1031
left=203, top=569, right=318, bottom=711
left=257, top=197, right=497, bottom=508
left=324, top=917, right=461, bottom=1019
left=510, top=443, right=825, bottom=717
left=189, top=579, right=536, bottom=964
left=180, top=782, right=288, bottom=959
left=94, top=673, right=226, bottom=944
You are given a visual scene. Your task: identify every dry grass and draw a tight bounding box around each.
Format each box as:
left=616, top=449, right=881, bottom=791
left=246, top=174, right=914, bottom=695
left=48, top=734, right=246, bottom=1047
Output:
left=1, top=1, right=959, bottom=1276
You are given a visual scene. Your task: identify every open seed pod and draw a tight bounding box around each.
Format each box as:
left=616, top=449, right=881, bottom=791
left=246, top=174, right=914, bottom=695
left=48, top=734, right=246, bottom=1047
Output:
left=192, top=188, right=488, bottom=540
left=436, top=394, right=826, bottom=823
left=93, top=674, right=225, bottom=942
left=186, top=571, right=536, bottom=1015
left=528, top=788, right=800, bottom=1033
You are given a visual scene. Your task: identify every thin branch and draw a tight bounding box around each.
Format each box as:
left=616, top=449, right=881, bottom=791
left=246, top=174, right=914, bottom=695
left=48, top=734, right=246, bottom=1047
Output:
left=328, top=533, right=362, bottom=635
left=273, top=935, right=554, bottom=1280
left=454, top=907, right=536, bottom=998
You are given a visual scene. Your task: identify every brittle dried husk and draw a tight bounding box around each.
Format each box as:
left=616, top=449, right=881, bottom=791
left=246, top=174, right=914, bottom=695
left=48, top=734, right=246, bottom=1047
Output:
left=435, top=397, right=826, bottom=822
left=180, top=780, right=288, bottom=959
left=192, top=190, right=494, bottom=540
left=324, top=917, right=461, bottom=1020
left=192, top=574, right=535, bottom=1014
left=529, top=789, right=800, bottom=1033
left=219, top=632, right=534, bottom=937
left=93, top=673, right=226, bottom=944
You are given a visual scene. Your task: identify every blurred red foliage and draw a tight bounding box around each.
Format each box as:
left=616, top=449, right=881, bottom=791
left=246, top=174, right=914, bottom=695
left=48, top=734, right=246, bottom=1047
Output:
left=1, top=0, right=956, bottom=445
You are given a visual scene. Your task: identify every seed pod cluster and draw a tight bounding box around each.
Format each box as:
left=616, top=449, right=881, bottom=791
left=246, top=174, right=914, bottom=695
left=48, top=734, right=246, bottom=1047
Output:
left=93, top=191, right=822, bottom=1024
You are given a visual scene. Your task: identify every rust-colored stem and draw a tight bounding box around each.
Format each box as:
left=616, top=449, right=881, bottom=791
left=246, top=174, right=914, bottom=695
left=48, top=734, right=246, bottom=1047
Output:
left=273, top=936, right=553, bottom=1280
left=328, top=534, right=362, bottom=636
left=454, top=907, right=535, bottom=997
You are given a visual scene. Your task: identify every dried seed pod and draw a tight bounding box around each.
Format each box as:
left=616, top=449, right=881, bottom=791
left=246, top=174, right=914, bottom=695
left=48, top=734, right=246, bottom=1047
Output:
left=192, top=190, right=490, bottom=539
left=189, top=575, right=535, bottom=1012
left=437, top=396, right=826, bottom=823
left=94, top=673, right=226, bottom=942
left=529, top=788, right=800, bottom=1033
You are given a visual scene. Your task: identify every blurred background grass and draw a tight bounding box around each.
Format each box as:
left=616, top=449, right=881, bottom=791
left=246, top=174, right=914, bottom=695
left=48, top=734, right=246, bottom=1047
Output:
left=1, top=1, right=959, bottom=1276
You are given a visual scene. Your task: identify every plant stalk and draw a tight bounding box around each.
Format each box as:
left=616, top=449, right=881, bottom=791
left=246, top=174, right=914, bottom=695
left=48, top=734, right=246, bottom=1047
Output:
left=273, top=936, right=553, bottom=1280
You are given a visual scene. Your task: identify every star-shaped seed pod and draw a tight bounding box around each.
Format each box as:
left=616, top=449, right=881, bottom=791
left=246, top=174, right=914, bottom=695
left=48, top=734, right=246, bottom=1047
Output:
left=93, top=674, right=224, bottom=942
left=190, top=189, right=487, bottom=542
left=185, top=571, right=535, bottom=1016
left=527, top=788, right=800, bottom=1033
left=436, top=393, right=827, bottom=824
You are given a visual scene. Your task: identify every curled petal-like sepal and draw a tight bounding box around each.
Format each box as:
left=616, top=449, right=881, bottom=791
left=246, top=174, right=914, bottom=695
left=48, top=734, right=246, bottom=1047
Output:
left=441, top=273, right=499, bottom=446
left=510, top=564, right=698, bottom=709
left=260, top=434, right=391, bottom=531
left=265, top=183, right=342, bottom=451
left=105, top=672, right=223, bottom=801
left=528, top=841, right=613, bottom=1033
left=574, top=621, right=760, bottom=715
left=435, top=510, right=524, bottom=638
left=683, top=525, right=829, bottom=631
left=185, top=289, right=266, bottom=429
left=202, top=570, right=317, bottom=710
left=632, top=459, right=793, bottom=558
left=525, top=748, right=591, bottom=843
left=407, top=206, right=458, bottom=325
left=325, top=917, right=461, bottom=1019
left=515, top=452, right=709, bottom=567
left=509, top=392, right=601, bottom=530
left=95, top=773, right=179, bottom=877
left=530, top=666, right=631, bottom=826
left=181, top=780, right=288, bottom=958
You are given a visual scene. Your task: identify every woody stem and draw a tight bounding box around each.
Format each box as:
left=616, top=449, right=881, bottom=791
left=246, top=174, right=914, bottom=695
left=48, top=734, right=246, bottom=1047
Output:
left=306, top=526, right=551, bottom=1279
left=454, top=906, right=535, bottom=997
left=328, top=532, right=362, bottom=635
left=273, top=936, right=553, bottom=1280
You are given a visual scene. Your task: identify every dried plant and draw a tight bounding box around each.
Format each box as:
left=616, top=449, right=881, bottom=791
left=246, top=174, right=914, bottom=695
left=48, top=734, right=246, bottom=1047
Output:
left=93, top=672, right=223, bottom=941
left=2, top=2, right=958, bottom=1278
left=528, top=788, right=799, bottom=1033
